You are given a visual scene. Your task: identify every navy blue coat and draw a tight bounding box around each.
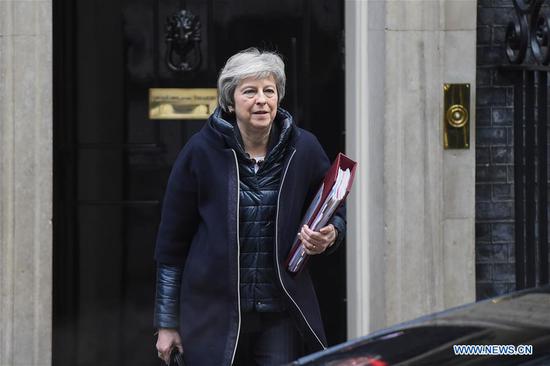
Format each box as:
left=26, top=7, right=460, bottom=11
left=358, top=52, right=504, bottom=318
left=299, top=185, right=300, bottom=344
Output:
left=155, top=108, right=346, bottom=366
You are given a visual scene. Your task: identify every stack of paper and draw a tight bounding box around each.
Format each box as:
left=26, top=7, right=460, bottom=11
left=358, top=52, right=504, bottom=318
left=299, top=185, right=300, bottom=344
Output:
left=310, top=168, right=350, bottom=230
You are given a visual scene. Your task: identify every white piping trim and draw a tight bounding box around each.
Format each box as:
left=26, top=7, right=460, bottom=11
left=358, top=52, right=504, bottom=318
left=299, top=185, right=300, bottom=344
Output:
left=275, top=148, right=326, bottom=350
left=229, top=150, right=242, bottom=365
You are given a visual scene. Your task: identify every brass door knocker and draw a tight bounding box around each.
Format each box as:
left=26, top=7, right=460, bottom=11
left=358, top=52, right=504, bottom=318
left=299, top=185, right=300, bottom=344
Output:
left=165, top=9, right=202, bottom=72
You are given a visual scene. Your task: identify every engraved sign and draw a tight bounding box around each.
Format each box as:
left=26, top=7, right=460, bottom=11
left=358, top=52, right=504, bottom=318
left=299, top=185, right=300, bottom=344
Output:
left=149, top=88, right=217, bottom=120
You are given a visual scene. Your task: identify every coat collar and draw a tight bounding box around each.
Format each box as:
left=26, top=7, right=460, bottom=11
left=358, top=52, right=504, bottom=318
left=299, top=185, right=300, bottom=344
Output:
left=204, top=107, right=300, bottom=160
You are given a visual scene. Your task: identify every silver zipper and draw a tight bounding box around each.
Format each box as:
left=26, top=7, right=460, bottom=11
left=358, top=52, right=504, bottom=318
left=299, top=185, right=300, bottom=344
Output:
left=275, top=148, right=327, bottom=350
left=229, top=150, right=242, bottom=365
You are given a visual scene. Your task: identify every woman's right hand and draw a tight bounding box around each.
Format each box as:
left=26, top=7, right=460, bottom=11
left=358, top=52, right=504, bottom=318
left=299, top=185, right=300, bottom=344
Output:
left=156, top=328, right=183, bottom=365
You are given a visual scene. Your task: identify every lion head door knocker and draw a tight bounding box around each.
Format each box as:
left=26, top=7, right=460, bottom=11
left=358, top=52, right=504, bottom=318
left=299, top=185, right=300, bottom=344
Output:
left=165, top=9, right=202, bottom=72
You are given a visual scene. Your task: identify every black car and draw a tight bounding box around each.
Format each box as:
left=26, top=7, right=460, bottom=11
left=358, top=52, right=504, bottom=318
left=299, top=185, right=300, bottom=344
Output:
left=288, top=286, right=550, bottom=366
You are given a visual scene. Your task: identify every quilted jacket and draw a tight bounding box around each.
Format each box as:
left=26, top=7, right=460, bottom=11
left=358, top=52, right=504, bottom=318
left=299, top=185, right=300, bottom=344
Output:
left=220, top=116, right=292, bottom=312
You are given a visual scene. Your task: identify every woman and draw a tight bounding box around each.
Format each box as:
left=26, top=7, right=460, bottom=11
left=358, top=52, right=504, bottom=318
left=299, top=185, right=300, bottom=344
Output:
left=154, top=48, right=346, bottom=366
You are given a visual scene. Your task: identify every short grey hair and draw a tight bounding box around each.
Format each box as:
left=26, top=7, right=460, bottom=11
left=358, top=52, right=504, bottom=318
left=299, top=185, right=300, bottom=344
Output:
left=217, top=48, right=286, bottom=112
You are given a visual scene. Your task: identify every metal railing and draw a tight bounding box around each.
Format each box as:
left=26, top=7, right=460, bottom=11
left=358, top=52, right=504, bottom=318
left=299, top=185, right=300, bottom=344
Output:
left=504, top=0, right=550, bottom=289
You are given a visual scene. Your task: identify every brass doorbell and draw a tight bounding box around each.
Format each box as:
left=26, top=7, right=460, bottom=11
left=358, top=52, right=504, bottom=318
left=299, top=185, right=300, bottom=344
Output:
left=444, top=83, right=470, bottom=149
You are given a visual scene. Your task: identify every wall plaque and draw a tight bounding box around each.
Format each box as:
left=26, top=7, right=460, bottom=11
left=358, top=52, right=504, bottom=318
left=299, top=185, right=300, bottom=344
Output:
left=149, top=88, right=217, bottom=120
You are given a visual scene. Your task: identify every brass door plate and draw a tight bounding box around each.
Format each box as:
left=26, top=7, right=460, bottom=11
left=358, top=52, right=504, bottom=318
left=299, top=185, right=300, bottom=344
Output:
left=149, top=88, right=218, bottom=120
left=443, top=83, right=470, bottom=149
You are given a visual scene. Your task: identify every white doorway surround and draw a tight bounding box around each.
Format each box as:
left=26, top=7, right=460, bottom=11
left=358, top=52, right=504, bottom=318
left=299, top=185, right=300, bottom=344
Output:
left=0, top=1, right=53, bottom=365
left=345, top=0, right=477, bottom=339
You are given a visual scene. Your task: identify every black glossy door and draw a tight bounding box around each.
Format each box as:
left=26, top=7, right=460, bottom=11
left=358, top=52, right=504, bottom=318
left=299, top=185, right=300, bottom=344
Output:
left=53, top=1, right=345, bottom=365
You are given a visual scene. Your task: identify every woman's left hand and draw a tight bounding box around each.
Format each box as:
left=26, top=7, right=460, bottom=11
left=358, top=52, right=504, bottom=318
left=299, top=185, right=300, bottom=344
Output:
left=299, top=224, right=337, bottom=255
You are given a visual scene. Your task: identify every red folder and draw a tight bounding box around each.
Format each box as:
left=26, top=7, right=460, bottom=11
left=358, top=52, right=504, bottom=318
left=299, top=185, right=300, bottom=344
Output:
left=285, top=153, right=357, bottom=273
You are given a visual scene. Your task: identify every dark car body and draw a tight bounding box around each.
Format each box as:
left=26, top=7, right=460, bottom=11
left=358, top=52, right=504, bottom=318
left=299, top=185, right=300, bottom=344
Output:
left=288, top=286, right=550, bottom=366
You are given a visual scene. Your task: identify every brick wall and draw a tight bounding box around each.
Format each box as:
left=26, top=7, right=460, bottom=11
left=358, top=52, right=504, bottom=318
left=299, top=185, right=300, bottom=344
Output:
left=475, top=0, right=516, bottom=299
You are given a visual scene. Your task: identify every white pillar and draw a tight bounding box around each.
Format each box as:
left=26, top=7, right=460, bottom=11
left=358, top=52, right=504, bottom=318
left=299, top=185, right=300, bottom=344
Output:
left=345, top=0, right=387, bottom=337
left=0, top=2, right=53, bottom=365
left=345, top=0, right=476, bottom=338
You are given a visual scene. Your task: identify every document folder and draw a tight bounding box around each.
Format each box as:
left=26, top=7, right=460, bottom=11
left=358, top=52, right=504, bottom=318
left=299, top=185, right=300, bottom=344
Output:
left=285, top=153, right=357, bottom=273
